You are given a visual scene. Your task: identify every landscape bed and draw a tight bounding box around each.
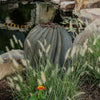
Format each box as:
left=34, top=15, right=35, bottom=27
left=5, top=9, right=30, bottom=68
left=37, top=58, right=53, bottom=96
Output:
left=0, top=0, right=100, bottom=100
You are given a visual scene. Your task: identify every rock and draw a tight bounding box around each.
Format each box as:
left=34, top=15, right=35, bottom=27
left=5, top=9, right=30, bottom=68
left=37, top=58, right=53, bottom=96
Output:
left=75, top=0, right=100, bottom=11
left=76, top=8, right=100, bottom=23
left=0, top=50, right=24, bottom=61
left=24, top=23, right=72, bottom=67
left=31, top=2, right=56, bottom=25
left=0, top=58, right=25, bottom=80
left=0, top=0, right=7, bottom=5
left=21, top=1, right=28, bottom=5
left=60, top=1, right=75, bottom=11
left=5, top=16, right=13, bottom=23
left=8, top=3, right=19, bottom=10
left=51, top=0, right=60, bottom=4
left=0, top=50, right=25, bottom=80
left=7, top=0, right=18, bottom=3
left=74, top=18, right=100, bottom=45
left=87, top=1, right=100, bottom=8
left=51, top=0, right=75, bottom=11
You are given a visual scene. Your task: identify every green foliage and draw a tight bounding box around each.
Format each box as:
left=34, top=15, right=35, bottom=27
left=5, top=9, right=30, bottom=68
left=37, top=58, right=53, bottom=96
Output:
left=84, top=35, right=100, bottom=85
left=7, top=45, right=85, bottom=100
left=61, top=16, right=85, bottom=34
left=70, top=34, right=100, bottom=85
left=29, top=90, right=46, bottom=100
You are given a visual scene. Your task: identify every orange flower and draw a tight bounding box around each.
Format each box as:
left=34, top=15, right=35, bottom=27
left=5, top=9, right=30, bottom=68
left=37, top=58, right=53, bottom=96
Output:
left=37, top=86, right=45, bottom=90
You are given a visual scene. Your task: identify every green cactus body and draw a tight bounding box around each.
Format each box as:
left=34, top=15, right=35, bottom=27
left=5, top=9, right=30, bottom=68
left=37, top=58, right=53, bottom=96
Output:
left=24, top=23, right=72, bottom=67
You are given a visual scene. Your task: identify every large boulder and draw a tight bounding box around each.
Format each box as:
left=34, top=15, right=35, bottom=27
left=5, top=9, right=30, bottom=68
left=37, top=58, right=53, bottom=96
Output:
left=31, top=2, right=56, bottom=25
left=51, top=0, right=75, bottom=11
left=75, top=0, right=100, bottom=11
left=76, top=8, right=100, bottom=23
left=0, top=50, right=25, bottom=80
left=74, top=18, right=100, bottom=45
left=8, top=3, right=19, bottom=10
left=51, top=0, right=60, bottom=4
left=0, top=50, right=24, bottom=62
left=60, top=0, right=75, bottom=11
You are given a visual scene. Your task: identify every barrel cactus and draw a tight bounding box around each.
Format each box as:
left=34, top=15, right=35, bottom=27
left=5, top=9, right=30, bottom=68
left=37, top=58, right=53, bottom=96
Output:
left=24, top=23, right=72, bottom=67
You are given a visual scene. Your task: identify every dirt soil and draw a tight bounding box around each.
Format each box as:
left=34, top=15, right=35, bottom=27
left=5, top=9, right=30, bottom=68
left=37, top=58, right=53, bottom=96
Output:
left=79, top=82, right=100, bottom=100
left=0, top=78, right=100, bottom=100
left=0, top=78, right=13, bottom=100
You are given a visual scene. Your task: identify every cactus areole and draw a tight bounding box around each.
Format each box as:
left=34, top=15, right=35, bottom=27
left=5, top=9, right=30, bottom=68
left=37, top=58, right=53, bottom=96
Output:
left=24, top=23, right=72, bottom=67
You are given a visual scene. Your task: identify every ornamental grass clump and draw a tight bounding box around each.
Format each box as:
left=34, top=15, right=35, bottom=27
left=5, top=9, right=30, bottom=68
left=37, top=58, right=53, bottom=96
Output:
left=7, top=40, right=85, bottom=100
left=82, top=34, right=100, bottom=85
left=72, top=34, right=100, bottom=86
left=7, top=58, right=85, bottom=100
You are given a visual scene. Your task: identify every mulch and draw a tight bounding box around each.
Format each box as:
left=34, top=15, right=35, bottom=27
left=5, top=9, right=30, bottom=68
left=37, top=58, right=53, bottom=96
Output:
left=0, top=71, right=26, bottom=100
left=0, top=77, right=100, bottom=100
left=79, top=82, right=100, bottom=100
left=0, top=78, right=13, bottom=100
